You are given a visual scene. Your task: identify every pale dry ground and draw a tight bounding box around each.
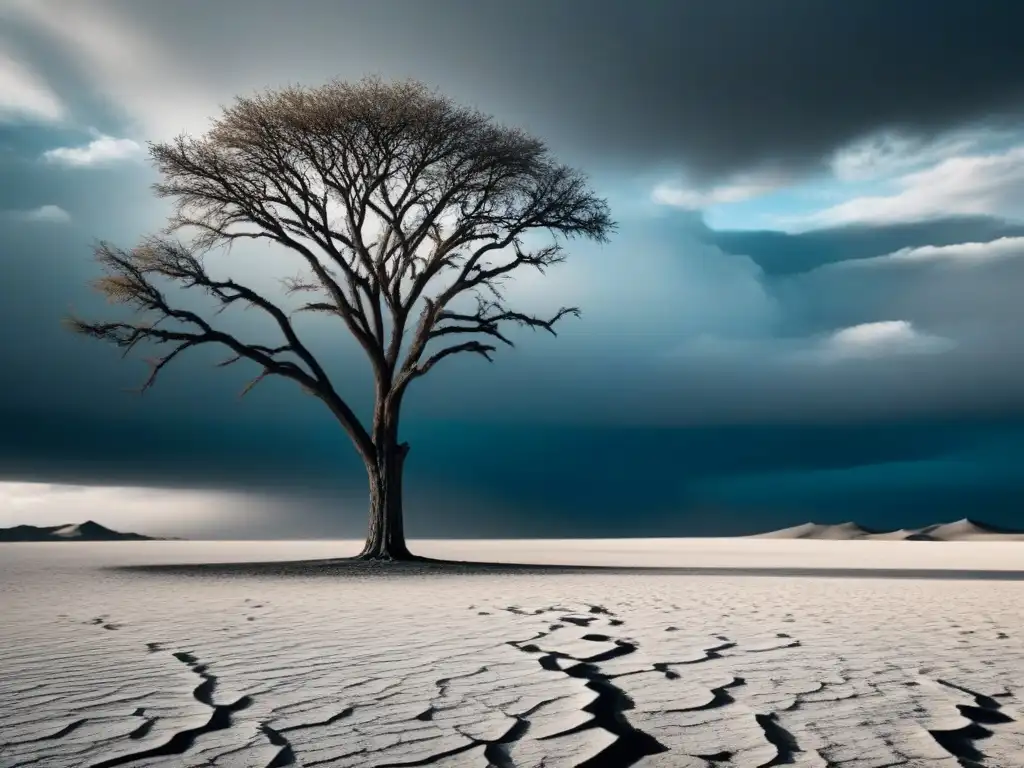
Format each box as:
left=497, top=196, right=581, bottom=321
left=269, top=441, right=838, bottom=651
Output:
left=2, top=540, right=1024, bottom=768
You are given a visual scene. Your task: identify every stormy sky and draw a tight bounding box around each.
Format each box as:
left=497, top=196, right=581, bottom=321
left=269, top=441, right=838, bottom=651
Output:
left=4, top=0, right=1024, bottom=539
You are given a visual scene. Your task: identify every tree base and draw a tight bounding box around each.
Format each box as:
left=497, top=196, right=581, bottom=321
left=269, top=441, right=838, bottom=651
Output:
left=354, top=547, right=420, bottom=563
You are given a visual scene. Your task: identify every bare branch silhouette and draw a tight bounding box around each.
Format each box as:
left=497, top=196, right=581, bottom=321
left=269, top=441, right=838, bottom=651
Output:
left=68, top=76, right=614, bottom=560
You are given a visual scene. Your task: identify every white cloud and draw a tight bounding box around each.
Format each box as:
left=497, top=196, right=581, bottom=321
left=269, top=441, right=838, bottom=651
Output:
left=782, top=234, right=1024, bottom=367
left=652, top=170, right=788, bottom=209
left=841, top=236, right=1024, bottom=270
left=815, top=320, right=954, bottom=362
left=785, top=145, right=1024, bottom=230
left=0, top=49, right=64, bottom=122
left=829, top=130, right=983, bottom=182
left=42, top=133, right=144, bottom=166
left=670, top=321, right=955, bottom=365
left=1, top=0, right=215, bottom=139
left=7, top=204, right=71, bottom=223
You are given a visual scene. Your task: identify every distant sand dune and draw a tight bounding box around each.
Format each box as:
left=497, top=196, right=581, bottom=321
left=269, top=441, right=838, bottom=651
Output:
left=751, top=517, right=1024, bottom=541
left=0, top=520, right=156, bottom=542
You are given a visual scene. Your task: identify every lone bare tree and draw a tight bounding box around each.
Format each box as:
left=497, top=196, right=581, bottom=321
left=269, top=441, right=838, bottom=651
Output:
left=67, top=78, right=613, bottom=560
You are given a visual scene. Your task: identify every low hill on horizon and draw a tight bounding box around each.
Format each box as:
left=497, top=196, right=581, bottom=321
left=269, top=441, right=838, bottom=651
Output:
left=750, top=518, right=1024, bottom=541
left=0, top=521, right=165, bottom=542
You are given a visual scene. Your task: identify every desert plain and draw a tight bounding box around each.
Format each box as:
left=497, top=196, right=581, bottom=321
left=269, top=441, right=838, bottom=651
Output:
left=2, top=537, right=1024, bottom=768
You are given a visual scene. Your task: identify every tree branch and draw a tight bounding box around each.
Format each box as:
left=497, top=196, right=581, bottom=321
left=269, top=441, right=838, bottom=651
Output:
left=391, top=295, right=579, bottom=399
left=67, top=239, right=376, bottom=465
left=413, top=340, right=497, bottom=377
left=151, top=136, right=387, bottom=372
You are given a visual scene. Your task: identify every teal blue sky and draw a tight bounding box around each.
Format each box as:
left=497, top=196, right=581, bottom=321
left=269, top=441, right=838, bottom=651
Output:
left=4, top=0, right=1024, bottom=539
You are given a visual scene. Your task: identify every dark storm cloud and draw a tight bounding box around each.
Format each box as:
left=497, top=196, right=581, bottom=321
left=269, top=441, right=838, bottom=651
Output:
left=541, top=0, right=1024, bottom=180
left=4, top=400, right=1024, bottom=536
left=80, top=0, right=1024, bottom=182
left=505, top=0, right=1024, bottom=179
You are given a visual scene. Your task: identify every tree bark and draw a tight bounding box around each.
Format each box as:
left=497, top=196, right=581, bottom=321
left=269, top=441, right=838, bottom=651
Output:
left=357, top=439, right=413, bottom=560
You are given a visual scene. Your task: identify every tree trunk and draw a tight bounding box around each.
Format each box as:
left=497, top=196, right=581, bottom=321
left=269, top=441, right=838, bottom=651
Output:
left=357, top=440, right=413, bottom=560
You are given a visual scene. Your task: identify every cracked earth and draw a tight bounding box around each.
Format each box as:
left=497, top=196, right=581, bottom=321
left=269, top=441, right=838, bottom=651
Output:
left=2, top=546, right=1023, bottom=767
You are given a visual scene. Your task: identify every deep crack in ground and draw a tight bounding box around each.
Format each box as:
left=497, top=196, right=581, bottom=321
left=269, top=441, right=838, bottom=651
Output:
left=926, top=678, right=1018, bottom=765
left=504, top=605, right=669, bottom=768
left=88, top=650, right=253, bottom=768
